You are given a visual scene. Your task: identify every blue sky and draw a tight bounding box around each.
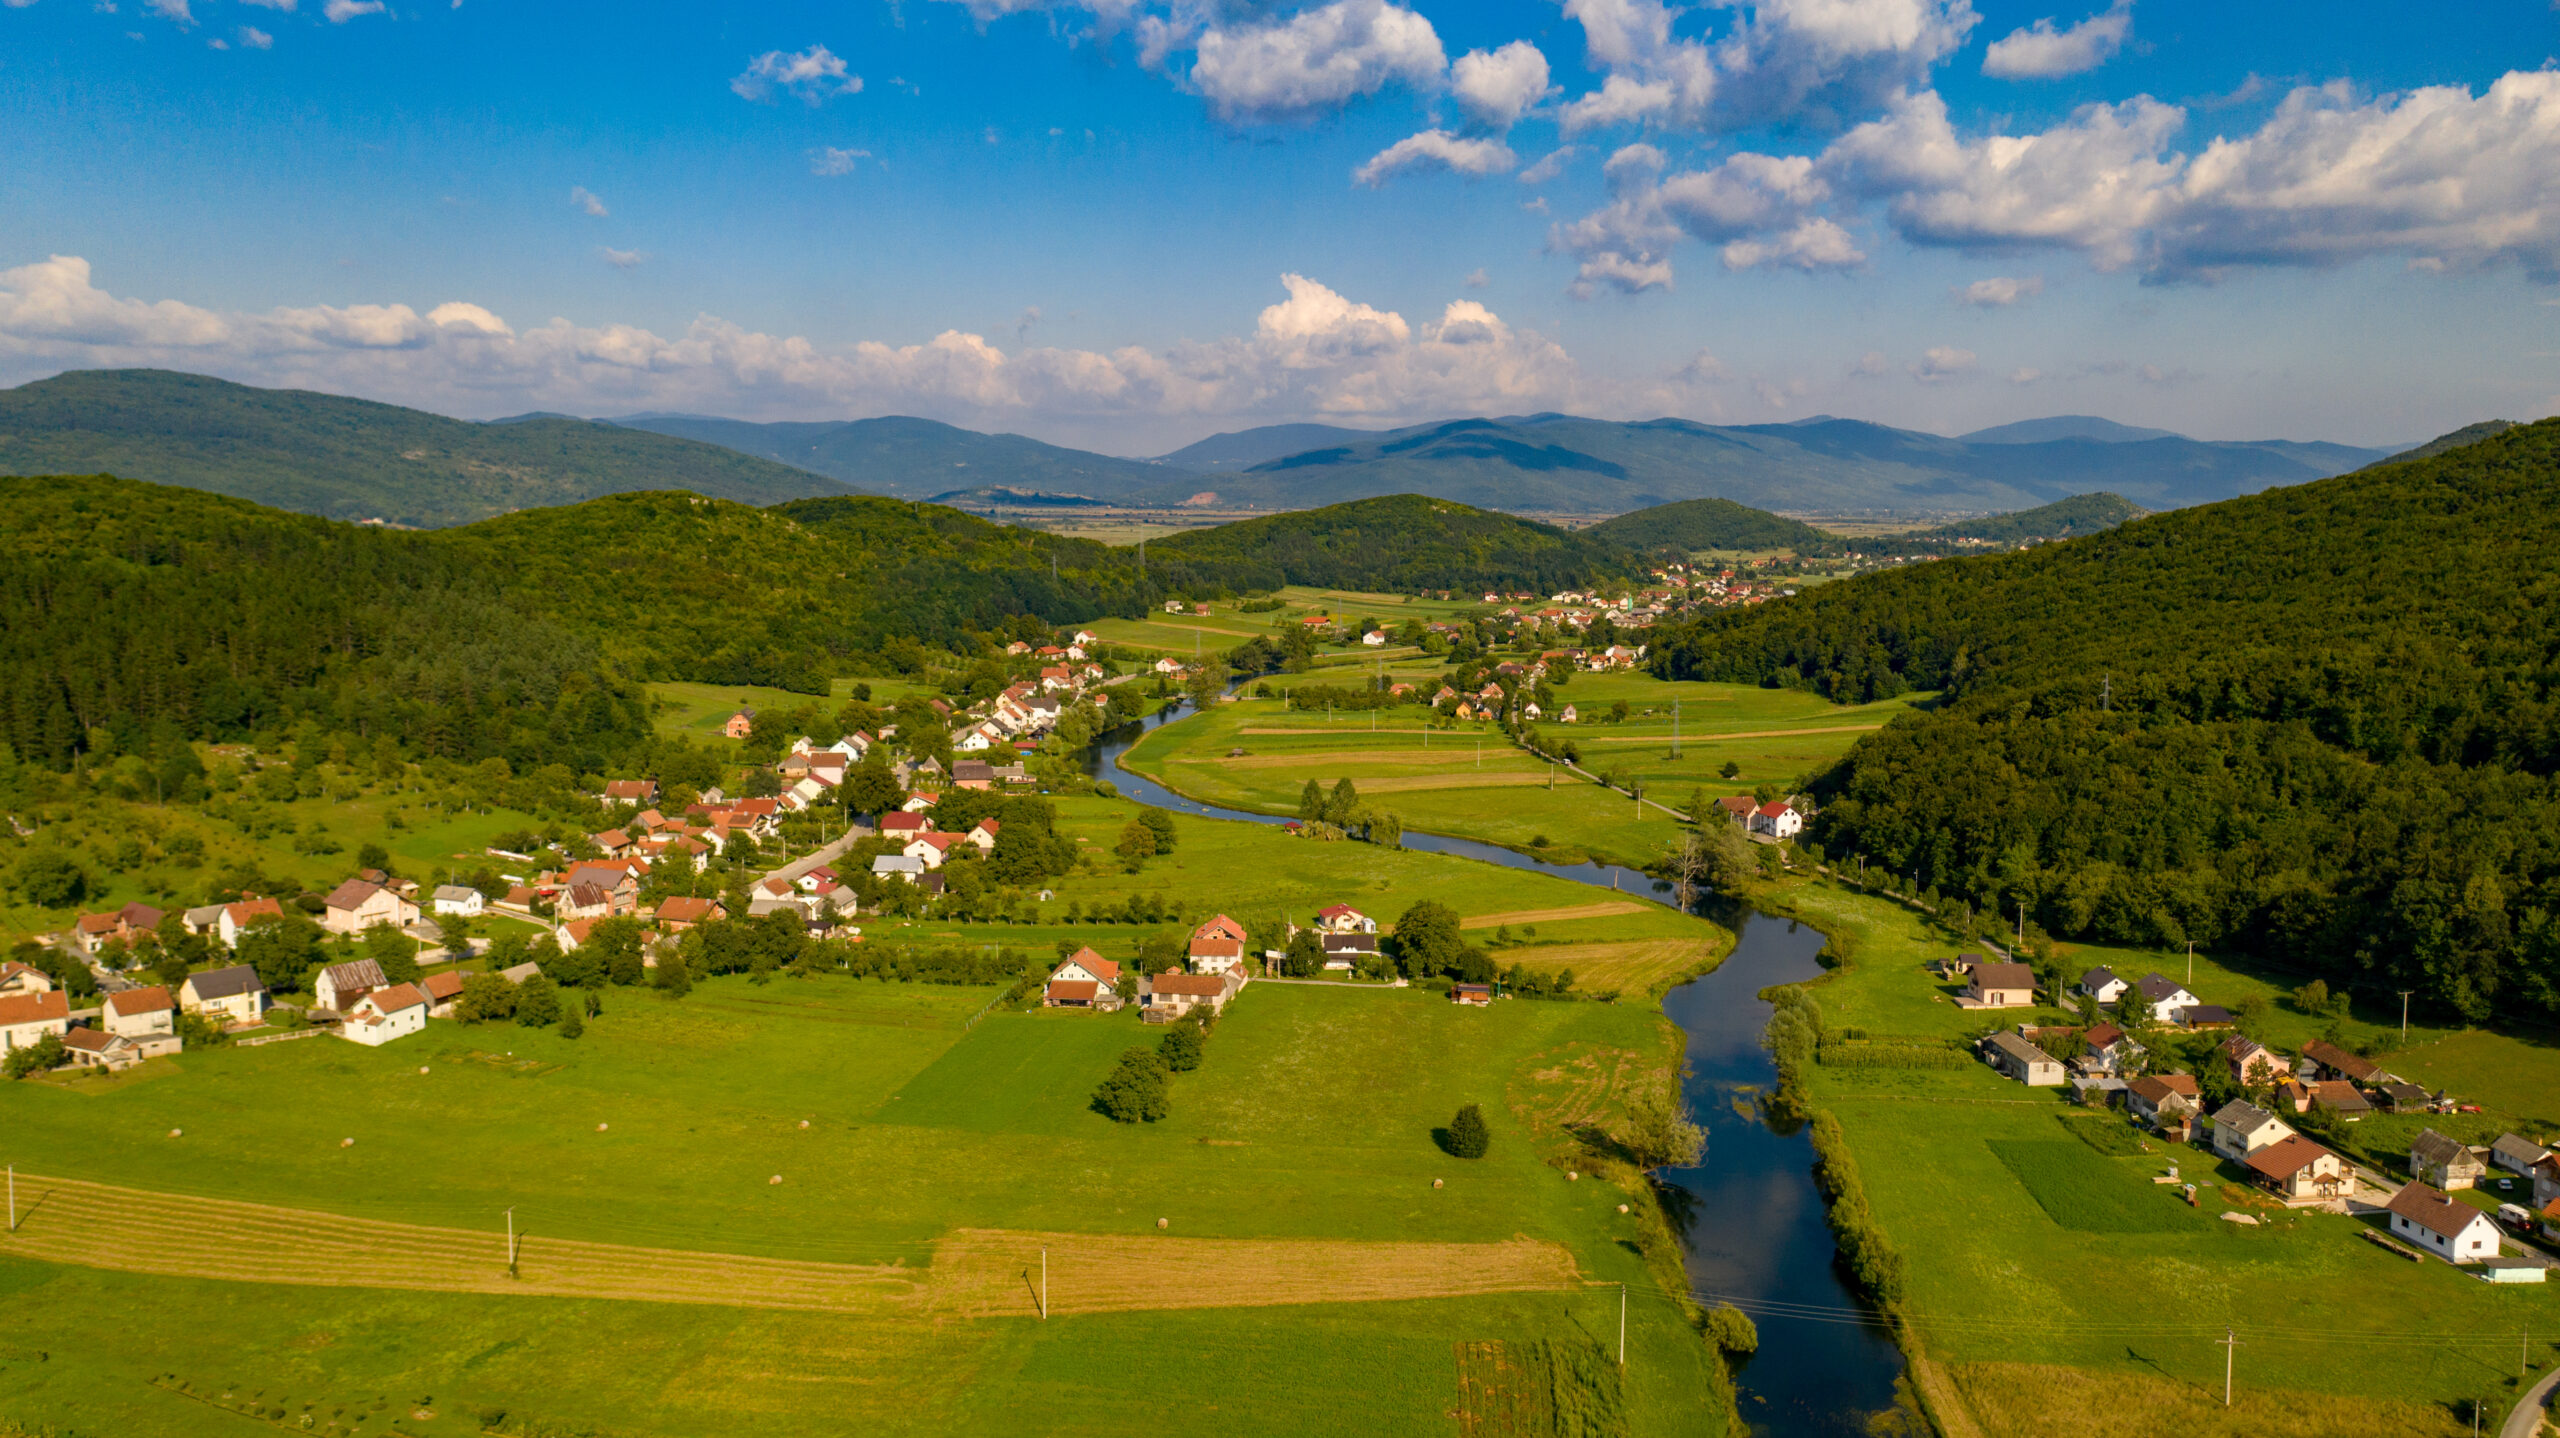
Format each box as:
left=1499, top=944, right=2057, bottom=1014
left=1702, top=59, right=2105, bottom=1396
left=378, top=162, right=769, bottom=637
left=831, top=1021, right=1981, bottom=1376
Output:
left=2, top=0, right=2556, bottom=453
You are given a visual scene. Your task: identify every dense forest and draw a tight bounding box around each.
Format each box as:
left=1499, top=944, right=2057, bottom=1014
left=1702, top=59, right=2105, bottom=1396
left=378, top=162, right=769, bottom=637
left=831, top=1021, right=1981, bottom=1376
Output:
left=1891, top=492, right=2141, bottom=545
left=1145, top=494, right=1633, bottom=592
left=1646, top=420, right=2560, bottom=1022
left=1584, top=497, right=1836, bottom=555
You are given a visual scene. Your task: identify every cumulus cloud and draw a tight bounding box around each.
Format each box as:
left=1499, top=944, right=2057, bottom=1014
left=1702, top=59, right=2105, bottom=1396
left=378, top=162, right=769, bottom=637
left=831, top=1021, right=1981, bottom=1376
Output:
left=1189, top=0, right=1445, bottom=123
left=732, top=45, right=863, bottom=105
left=1451, top=40, right=1552, bottom=130
left=1548, top=143, right=1683, bottom=294
left=600, top=248, right=645, bottom=270
left=1518, top=146, right=1579, bottom=184
left=1464, top=267, right=1490, bottom=287
left=1955, top=275, right=2042, bottom=305
left=1354, top=129, right=1516, bottom=185
left=145, top=0, right=189, bottom=22
left=1983, top=0, right=2131, bottom=80
left=0, top=256, right=1583, bottom=431
left=569, top=186, right=609, bottom=219
left=1910, top=345, right=1975, bottom=381
left=1558, top=0, right=1974, bottom=135
left=322, top=0, right=382, bottom=20
left=1558, top=0, right=1715, bottom=134
left=238, top=24, right=271, bottom=46
left=809, top=146, right=872, bottom=176
left=1722, top=217, right=1864, bottom=270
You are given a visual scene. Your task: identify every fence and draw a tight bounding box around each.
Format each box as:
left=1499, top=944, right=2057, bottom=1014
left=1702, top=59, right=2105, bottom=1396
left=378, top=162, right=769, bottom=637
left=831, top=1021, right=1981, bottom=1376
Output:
left=234, top=1028, right=331, bottom=1050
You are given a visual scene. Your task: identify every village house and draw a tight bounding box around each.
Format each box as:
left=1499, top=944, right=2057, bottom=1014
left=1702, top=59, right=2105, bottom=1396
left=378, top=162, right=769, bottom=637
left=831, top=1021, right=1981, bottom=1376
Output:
left=953, top=760, right=997, bottom=791
left=432, top=884, right=485, bottom=918
left=904, top=832, right=965, bottom=869
left=178, top=965, right=265, bottom=1025
left=61, top=1027, right=159, bottom=1071
left=1961, top=962, right=2037, bottom=1008
left=73, top=901, right=164, bottom=955
left=2222, top=1035, right=2292, bottom=1086
left=103, top=986, right=176, bottom=1039
left=964, top=819, right=1001, bottom=854
left=556, top=881, right=617, bottom=922
left=2409, top=1129, right=2487, bottom=1190
left=1321, top=933, right=1377, bottom=970
left=1189, top=914, right=1249, bottom=976
left=1749, top=801, right=1803, bottom=839
left=1980, top=1030, right=2065, bottom=1086
left=1045, top=948, right=1124, bottom=1010
left=2244, top=1135, right=2352, bottom=1202
left=1451, top=983, right=1495, bottom=1007
left=880, top=811, right=931, bottom=841
left=2491, top=1134, right=2551, bottom=1177
left=2377, top=1080, right=2435, bottom=1114
left=420, top=969, right=470, bottom=1018
left=341, top=983, right=430, bottom=1046
left=2078, top=967, right=2128, bottom=1004
left=2535, top=1154, right=2560, bottom=1210
left=314, top=959, right=390, bottom=1014
left=1314, top=904, right=1376, bottom=934
left=602, top=778, right=659, bottom=806
left=216, top=896, right=284, bottom=950
left=322, top=879, right=419, bottom=938
left=2299, top=1039, right=2386, bottom=1086
left=2386, top=1182, right=2502, bottom=1263
left=872, top=854, right=926, bottom=884
left=2131, top=974, right=2199, bottom=1023
left=2127, top=1074, right=2201, bottom=1138
left=0, top=990, right=71, bottom=1053
left=2076, top=1023, right=2141, bottom=1075
left=0, top=961, right=52, bottom=996
left=653, top=896, right=724, bottom=932
left=2210, top=1099, right=2295, bottom=1162
left=1142, top=970, right=1242, bottom=1021
left=2307, top=1080, right=2372, bottom=1120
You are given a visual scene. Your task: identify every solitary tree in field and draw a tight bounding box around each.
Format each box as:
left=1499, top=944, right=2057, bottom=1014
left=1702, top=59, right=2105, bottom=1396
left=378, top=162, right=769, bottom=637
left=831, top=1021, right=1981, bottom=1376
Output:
left=1093, top=1046, right=1171, bottom=1123
left=1116, top=818, right=1155, bottom=873
left=1446, top=1103, right=1490, bottom=1159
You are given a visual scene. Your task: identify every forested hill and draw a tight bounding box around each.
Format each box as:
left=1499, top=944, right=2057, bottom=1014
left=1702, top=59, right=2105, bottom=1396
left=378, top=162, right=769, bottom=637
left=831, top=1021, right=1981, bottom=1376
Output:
left=0, top=370, right=853, bottom=526
left=1891, top=492, right=2142, bottom=545
left=1647, top=419, right=2560, bottom=1022
left=1584, top=497, right=1839, bottom=554
left=1144, top=494, right=1634, bottom=593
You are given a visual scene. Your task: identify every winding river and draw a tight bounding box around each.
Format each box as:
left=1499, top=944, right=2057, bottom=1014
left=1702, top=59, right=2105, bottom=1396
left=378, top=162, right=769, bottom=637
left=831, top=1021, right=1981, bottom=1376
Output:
left=1092, top=707, right=1907, bottom=1434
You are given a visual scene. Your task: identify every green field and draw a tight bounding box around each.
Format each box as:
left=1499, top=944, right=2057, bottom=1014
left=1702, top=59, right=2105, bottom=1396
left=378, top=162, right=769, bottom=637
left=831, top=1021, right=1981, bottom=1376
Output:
left=0, top=793, right=1738, bottom=1436
left=1757, top=876, right=2560, bottom=1433
left=646, top=677, right=935, bottom=740
left=1118, top=679, right=1921, bottom=869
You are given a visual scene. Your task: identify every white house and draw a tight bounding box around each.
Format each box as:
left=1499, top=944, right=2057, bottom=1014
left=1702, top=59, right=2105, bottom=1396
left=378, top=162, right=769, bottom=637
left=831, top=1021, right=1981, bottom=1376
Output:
left=216, top=897, right=285, bottom=950
left=0, top=961, right=53, bottom=996
left=340, top=983, right=429, bottom=1047
left=2132, top=973, right=2199, bottom=1023
left=2387, top=1182, right=2502, bottom=1263
left=432, top=884, right=485, bottom=918
left=321, top=879, right=418, bottom=938
left=1050, top=947, right=1121, bottom=989
left=178, top=965, right=266, bottom=1025
left=2209, top=1099, right=2295, bottom=1162
left=102, top=986, right=176, bottom=1039
left=903, top=834, right=962, bottom=870
left=1314, top=904, right=1377, bottom=934
left=314, top=959, right=390, bottom=1013
left=2078, top=966, right=2128, bottom=1004
left=1749, top=801, right=1803, bottom=838
left=872, top=854, right=927, bottom=884
left=0, top=990, right=70, bottom=1053
left=1360, top=630, right=1387, bottom=647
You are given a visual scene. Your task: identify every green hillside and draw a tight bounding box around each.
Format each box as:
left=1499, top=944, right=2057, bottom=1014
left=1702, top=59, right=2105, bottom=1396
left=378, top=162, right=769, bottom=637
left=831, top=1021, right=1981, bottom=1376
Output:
left=2358, top=418, right=2514, bottom=468
left=0, top=370, right=852, bottom=526
left=1144, top=493, right=1634, bottom=593
left=1893, top=492, right=2143, bottom=544
left=1584, top=496, right=1839, bottom=554
left=612, top=413, right=1179, bottom=501
left=1645, top=418, right=2560, bottom=1023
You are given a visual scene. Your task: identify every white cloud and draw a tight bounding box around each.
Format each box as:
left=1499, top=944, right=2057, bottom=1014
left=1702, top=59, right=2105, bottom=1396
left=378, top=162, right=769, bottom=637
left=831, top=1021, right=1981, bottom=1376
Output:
left=1721, top=217, right=1864, bottom=270
left=809, top=146, right=872, bottom=176
left=1558, top=0, right=1715, bottom=134
left=1559, top=0, right=1974, bottom=135
left=1518, top=146, right=1579, bottom=184
left=1983, top=1, right=2131, bottom=80
left=1353, top=129, right=1516, bottom=186
left=2007, top=366, right=2041, bottom=383
left=600, top=248, right=645, bottom=270
left=1955, top=275, right=2042, bottom=305
left=322, top=0, right=383, bottom=20
left=732, top=45, right=863, bottom=105
left=1849, top=349, right=1890, bottom=375
left=1910, top=344, right=1976, bottom=381
left=238, top=24, right=272, bottom=46
left=1464, top=267, right=1490, bottom=288
left=1451, top=40, right=1552, bottom=130
left=145, top=0, right=189, bottom=22
left=0, top=256, right=1584, bottom=430
left=1188, top=0, right=1445, bottom=123
left=240, top=0, right=295, bottom=9
left=569, top=186, right=609, bottom=219
left=1548, top=143, right=1684, bottom=294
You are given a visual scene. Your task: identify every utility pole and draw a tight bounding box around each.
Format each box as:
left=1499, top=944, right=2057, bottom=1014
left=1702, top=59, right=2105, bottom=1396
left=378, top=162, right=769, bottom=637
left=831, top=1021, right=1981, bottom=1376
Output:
left=2399, top=990, right=2414, bottom=1040
left=2102, top=673, right=2112, bottom=711
left=505, top=1206, right=518, bottom=1277
left=1041, top=1247, right=1049, bottom=1319
left=2187, top=940, right=2194, bottom=985
left=6, top=1164, right=13, bottom=1233
left=2219, top=1327, right=2238, bottom=1408
left=1618, top=1283, right=1627, bottom=1369
left=1671, top=700, right=1679, bottom=759
left=2016, top=901, right=2024, bottom=949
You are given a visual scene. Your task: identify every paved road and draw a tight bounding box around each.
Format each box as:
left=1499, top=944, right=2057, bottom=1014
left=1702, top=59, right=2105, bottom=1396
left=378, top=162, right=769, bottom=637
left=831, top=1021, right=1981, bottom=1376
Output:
left=2503, top=1361, right=2558, bottom=1438
left=761, top=825, right=870, bottom=890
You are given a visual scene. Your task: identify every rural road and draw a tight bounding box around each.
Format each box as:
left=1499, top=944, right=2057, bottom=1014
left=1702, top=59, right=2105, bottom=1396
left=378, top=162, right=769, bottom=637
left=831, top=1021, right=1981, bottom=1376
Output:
left=2503, top=1362, right=2558, bottom=1438
left=762, top=825, right=870, bottom=890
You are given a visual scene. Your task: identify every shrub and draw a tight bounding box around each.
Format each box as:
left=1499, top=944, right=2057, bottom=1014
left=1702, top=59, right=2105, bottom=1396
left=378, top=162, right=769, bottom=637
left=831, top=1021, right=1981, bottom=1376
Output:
left=4, top=1031, right=65, bottom=1079
left=1092, top=1047, right=1171, bottom=1123
left=1445, top=1102, right=1490, bottom=1159
left=1157, top=1022, right=1204, bottom=1073
left=1703, top=1304, right=1759, bottom=1355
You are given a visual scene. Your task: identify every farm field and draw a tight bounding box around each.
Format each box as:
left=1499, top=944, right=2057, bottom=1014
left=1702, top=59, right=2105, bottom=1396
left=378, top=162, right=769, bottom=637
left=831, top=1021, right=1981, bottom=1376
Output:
left=646, top=676, right=934, bottom=740
left=1119, top=680, right=1920, bottom=868
left=0, top=800, right=1739, bottom=1435
left=1755, top=877, right=2560, bottom=1434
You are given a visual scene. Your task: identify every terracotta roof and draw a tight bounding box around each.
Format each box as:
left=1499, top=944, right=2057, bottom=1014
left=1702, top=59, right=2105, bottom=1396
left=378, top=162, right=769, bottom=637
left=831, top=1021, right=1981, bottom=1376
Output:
left=1189, top=937, right=1245, bottom=958
left=2387, top=1182, right=2493, bottom=1241
left=1150, top=973, right=1227, bottom=997
left=2243, top=1134, right=2339, bottom=1180
left=2309, top=1080, right=2370, bottom=1111
left=1316, top=903, right=1366, bottom=921
left=0, top=991, right=70, bottom=1025
left=324, top=878, right=384, bottom=912
left=421, top=970, right=470, bottom=1001
left=1060, top=948, right=1119, bottom=983
left=1192, top=914, right=1247, bottom=943
left=655, top=897, right=720, bottom=924
left=61, top=1027, right=117, bottom=1054
left=1046, top=980, right=1099, bottom=1002
left=2128, top=1074, right=2197, bottom=1106
left=2083, top=1023, right=2125, bottom=1050
left=105, top=986, right=173, bottom=1017
left=362, top=983, right=428, bottom=1014
left=224, top=897, right=283, bottom=927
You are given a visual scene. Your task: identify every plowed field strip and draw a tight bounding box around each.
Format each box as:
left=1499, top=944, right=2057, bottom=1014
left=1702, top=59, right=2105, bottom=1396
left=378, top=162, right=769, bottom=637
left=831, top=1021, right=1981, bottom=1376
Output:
left=1215, top=748, right=1518, bottom=769
left=1461, top=903, right=1648, bottom=929
left=0, top=1176, right=1579, bottom=1319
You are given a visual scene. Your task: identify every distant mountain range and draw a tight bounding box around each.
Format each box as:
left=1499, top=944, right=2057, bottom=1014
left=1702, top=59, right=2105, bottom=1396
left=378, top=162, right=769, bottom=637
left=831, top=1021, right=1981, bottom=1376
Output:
left=0, top=370, right=852, bottom=527
left=0, top=369, right=2416, bottom=526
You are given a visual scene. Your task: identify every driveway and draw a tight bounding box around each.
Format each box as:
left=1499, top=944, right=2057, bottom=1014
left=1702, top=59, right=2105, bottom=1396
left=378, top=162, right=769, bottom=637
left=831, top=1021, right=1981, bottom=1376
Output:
left=2503, top=1363, right=2558, bottom=1438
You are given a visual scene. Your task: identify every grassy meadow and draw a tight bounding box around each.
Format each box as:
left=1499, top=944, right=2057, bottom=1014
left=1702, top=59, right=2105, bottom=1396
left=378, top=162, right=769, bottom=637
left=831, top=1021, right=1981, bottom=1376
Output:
left=0, top=789, right=1740, bottom=1437
left=1754, top=876, right=2560, bottom=1435
left=646, top=676, right=937, bottom=741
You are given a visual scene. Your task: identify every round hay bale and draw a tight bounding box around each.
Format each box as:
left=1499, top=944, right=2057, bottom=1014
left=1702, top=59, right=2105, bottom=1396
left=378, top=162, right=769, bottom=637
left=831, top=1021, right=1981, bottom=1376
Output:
left=596, top=1122, right=608, bottom=1132
left=798, top=1119, right=810, bottom=1129
left=1156, top=1217, right=1169, bottom=1230
left=340, top=1138, right=354, bottom=1148
left=1433, top=1178, right=1444, bottom=1189
left=1567, top=1170, right=1579, bottom=1181
left=418, top=1066, right=430, bottom=1075
left=1616, top=1204, right=1629, bottom=1214
left=168, top=1128, right=182, bottom=1138
left=769, top=1174, right=784, bottom=1185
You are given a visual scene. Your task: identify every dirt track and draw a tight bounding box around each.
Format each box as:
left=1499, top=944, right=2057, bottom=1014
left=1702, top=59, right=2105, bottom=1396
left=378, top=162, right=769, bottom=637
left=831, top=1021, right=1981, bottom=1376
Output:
left=0, top=1174, right=1578, bottom=1319
left=1461, top=903, right=1648, bottom=929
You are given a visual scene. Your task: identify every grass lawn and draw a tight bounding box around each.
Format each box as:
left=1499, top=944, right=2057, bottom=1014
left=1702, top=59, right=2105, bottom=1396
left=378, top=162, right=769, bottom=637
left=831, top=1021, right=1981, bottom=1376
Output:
left=1748, top=875, right=2560, bottom=1433
left=647, top=677, right=933, bottom=739
left=0, top=797, right=1739, bottom=1435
